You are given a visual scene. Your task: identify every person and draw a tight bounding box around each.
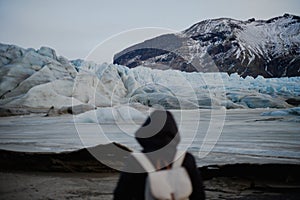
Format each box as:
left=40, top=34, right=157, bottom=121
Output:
left=113, top=110, right=205, bottom=200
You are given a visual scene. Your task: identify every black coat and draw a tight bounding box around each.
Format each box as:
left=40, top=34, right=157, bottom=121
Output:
left=113, top=152, right=205, bottom=200
left=114, top=110, right=205, bottom=199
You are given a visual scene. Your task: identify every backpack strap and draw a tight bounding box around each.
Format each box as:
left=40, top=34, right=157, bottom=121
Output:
left=172, top=151, right=186, bottom=168
left=132, top=153, right=156, bottom=172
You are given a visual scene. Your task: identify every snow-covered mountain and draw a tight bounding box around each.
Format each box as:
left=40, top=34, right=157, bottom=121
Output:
left=1, top=43, right=300, bottom=116
left=114, top=14, right=300, bottom=78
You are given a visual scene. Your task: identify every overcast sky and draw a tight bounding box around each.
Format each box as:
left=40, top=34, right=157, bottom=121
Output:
left=0, top=0, right=299, bottom=63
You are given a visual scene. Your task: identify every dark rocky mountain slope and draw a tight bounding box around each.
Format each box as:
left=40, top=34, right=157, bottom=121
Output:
left=114, top=14, right=300, bottom=78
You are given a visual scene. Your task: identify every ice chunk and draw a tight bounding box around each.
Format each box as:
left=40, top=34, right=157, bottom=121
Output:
left=37, top=46, right=57, bottom=60
left=75, top=105, right=146, bottom=123
left=240, top=94, right=288, bottom=109
left=261, top=107, right=300, bottom=116
left=261, top=110, right=290, bottom=116
left=6, top=80, right=83, bottom=108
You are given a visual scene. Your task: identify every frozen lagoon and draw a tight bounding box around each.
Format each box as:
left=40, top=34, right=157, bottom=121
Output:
left=0, top=108, right=299, bottom=167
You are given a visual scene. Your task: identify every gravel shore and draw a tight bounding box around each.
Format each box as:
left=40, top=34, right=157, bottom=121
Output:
left=1, top=171, right=300, bottom=200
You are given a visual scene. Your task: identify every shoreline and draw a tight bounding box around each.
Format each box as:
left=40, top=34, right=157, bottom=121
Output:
left=1, top=146, right=300, bottom=199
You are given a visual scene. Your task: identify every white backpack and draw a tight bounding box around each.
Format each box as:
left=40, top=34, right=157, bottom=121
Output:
left=132, top=151, right=192, bottom=200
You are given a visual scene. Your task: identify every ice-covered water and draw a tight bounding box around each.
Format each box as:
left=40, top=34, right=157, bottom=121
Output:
left=0, top=108, right=299, bottom=167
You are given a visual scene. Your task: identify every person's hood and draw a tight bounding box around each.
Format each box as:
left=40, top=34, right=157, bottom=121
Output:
left=135, top=110, right=180, bottom=152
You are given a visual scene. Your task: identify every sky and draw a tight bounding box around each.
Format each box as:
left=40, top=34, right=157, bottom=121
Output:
left=0, top=0, right=299, bottom=63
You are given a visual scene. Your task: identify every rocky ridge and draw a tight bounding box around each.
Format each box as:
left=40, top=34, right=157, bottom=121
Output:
left=114, top=14, right=300, bottom=78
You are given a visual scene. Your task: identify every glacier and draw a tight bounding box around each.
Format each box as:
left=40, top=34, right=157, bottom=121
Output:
left=0, top=43, right=300, bottom=115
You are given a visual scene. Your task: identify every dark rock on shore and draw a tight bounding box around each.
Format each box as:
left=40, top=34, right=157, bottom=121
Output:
left=1, top=146, right=300, bottom=184
left=200, top=163, right=300, bottom=182
left=286, top=97, right=300, bottom=106
left=0, top=107, right=30, bottom=117
left=0, top=143, right=132, bottom=172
